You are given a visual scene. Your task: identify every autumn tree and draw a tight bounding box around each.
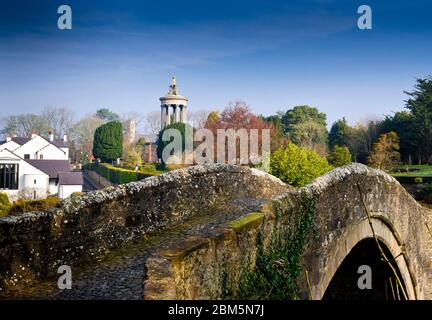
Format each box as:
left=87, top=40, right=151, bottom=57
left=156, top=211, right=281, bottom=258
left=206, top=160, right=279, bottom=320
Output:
left=367, top=131, right=400, bottom=172
left=347, top=120, right=381, bottom=163
left=204, top=101, right=284, bottom=164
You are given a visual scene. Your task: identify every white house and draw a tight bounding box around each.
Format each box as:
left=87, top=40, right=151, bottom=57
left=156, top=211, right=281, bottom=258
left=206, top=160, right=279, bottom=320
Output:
left=0, top=133, right=82, bottom=201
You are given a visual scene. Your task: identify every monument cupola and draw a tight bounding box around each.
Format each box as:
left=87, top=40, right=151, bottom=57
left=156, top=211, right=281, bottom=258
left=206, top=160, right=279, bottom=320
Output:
left=160, top=76, right=188, bottom=130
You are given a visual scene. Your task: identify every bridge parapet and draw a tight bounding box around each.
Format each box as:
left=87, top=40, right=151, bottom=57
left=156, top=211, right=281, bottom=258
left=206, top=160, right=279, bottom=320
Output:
left=0, top=164, right=288, bottom=296
left=143, top=163, right=432, bottom=300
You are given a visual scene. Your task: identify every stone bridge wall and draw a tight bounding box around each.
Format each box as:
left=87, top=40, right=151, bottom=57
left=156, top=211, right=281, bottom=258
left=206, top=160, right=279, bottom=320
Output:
left=0, top=165, right=287, bottom=294
left=143, top=164, right=432, bottom=300
left=1, top=163, right=431, bottom=299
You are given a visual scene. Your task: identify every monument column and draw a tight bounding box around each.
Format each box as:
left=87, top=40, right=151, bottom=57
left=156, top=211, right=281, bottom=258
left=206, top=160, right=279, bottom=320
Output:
left=159, top=76, right=188, bottom=128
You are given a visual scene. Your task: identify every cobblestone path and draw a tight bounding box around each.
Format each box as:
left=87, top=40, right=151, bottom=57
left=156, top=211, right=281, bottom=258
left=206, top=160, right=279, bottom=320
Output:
left=7, top=198, right=264, bottom=300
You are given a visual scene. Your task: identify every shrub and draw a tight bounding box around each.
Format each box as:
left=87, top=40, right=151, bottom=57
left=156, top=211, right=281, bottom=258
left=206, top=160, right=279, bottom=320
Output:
left=157, top=122, right=193, bottom=163
left=84, top=162, right=160, bottom=184
left=8, top=196, right=60, bottom=215
left=93, top=121, right=123, bottom=162
left=122, top=144, right=143, bottom=168
left=0, top=192, right=10, bottom=217
left=329, top=145, right=352, bottom=167
left=270, top=143, right=333, bottom=187
left=368, top=131, right=400, bottom=172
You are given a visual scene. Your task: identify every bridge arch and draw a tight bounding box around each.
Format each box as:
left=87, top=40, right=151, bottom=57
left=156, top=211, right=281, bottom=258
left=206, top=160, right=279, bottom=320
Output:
left=317, top=217, right=415, bottom=300
left=299, top=164, right=432, bottom=300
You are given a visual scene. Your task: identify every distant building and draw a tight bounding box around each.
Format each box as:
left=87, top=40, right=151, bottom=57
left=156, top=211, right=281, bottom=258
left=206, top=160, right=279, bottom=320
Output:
left=124, top=119, right=136, bottom=146
left=143, top=142, right=158, bottom=163
left=0, top=133, right=82, bottom=201
left=160, top=76, right=188, bottom=130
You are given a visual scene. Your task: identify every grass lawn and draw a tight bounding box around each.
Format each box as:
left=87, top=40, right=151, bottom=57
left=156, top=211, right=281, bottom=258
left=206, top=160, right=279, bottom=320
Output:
left=392, top=164, right=432, bottom=177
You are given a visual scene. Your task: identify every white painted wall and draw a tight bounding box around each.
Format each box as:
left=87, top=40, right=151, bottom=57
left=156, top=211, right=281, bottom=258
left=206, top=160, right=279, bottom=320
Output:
left=13, top=135, right=49, bottom=159
left=36, top=143, right=67, bottom=160
left=0, top=141, right=20, bottom=152
left=49, top=179, right=58, bottom=195
left=58, top=184, right=82, bottom=199
left=61, top=147, right=69, bottom=159
left=0, top=149, right=49, bottom=201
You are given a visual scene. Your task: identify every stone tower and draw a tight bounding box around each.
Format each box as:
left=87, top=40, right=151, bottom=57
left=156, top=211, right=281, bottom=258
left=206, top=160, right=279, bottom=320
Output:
left=160, top=76, right=188, bottom=130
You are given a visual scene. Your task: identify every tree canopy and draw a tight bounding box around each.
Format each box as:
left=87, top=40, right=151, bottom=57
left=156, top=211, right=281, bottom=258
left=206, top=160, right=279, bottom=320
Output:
left=92, top=121, right=123, bottom=162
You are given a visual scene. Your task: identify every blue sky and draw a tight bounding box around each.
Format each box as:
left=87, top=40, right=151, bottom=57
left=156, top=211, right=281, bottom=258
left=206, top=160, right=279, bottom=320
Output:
left=0, top=0, right=431, bottom=128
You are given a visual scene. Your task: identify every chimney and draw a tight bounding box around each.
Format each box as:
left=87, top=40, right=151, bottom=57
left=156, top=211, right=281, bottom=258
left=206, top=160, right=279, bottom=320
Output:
left=6, top=136, right=11, bottom=142
left=31, top=131, right=37, bottom=139
left=49, top=131, right=54, bottom=142
left=63, top=134, right=68, bottom=142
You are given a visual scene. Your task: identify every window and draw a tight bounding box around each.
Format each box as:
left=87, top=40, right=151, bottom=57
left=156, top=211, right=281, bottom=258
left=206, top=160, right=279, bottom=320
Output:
left=39, top=154, right=43, bottom=160
left=34, top=179, right=37, bottom=185
left=0, top=164, right=19, bottom=190
left=24, top=154, right=30, bottom=159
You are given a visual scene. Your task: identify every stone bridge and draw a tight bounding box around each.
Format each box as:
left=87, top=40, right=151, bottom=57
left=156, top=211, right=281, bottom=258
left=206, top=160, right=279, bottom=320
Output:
left=0, top=164, right=431, bottom=299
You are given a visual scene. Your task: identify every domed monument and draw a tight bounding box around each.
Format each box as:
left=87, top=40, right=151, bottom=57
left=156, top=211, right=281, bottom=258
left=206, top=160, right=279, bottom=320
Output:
left=160, top=76, right=188, bottom=130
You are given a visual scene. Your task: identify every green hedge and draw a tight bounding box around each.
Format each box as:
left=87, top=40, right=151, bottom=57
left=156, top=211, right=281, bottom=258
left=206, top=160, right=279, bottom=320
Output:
left=394, top=176, right=432, bottom=184
left=84, top=162, right=160, bottom=184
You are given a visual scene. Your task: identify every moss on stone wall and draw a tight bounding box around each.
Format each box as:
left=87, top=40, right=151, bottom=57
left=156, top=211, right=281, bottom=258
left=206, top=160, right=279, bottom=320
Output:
left=235, top=192, right=316, bottom=299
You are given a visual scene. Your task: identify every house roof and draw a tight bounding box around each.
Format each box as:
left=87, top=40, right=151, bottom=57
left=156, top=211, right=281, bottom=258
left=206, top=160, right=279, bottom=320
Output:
left=51, top=139, right=68, bottom=148
left=11, top=137, right=31, bottom=145
left=37, top=139, right=67, bottom=154
left=58, top=171, right=83, bottom=185
left=25, top=160, right=71, bottom=178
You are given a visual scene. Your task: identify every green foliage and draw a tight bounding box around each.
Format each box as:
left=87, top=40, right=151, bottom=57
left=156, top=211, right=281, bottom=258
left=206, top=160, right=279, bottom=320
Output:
left=328, top=118, right=351, bottom=150
left=92, top=121, right=123, bottom=162
left=0, top=192, right=10, bottom=217
left=392, top=164, right=432, bottom=177
left=8, top=196, right=60, bottom=215
left=136, top=137, right=146, bottom=147
left=157, top=122, right=192, bottom=163
left=404, top=77, right=432, bottom=164
left=290, top=120, right=328, bottom=148
left=380, top=111, right=416, bottom=163
left=329, top=145, right=352, bottom=167
left=95, top=108, right=120, bottom=121
left=281, top=105, right=327, bottom=136
left=236, top=192, right=316, bottom=299
left=122, top=144, right=143, bottom=168
left=421, top=183, right=432, bottom=204
left=270, top=143, right=333, bottom=187
left=263, top=115, right=283, bottom=137
left=415, top=177, right=423, bottom=184
left=84, top=162, right=160, bottom=184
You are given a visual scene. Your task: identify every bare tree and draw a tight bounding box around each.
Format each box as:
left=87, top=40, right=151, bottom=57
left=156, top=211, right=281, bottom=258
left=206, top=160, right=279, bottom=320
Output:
left=69, top=116, right=105, bottom=160
left=188, top=109, right=210, bottom=129
left=1, top=114, right=48, bottom=137
left=18, top=187, right=48, bottom=200
left=145, top=111, right=161, bottom=137
left=41, top=106, right=75, bottom=138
